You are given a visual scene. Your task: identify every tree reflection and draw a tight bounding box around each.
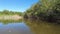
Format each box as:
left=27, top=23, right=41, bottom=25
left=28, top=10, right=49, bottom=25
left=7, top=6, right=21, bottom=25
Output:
left=0, top=19, right=22, bottom=24
left=24, top=19, right=60, bottom=34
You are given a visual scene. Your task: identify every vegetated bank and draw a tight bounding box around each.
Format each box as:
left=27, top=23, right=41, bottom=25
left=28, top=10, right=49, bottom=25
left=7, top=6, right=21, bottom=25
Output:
left=24, top=0, right=60, bottom=23
left=0, top=10, right=23, bottom=20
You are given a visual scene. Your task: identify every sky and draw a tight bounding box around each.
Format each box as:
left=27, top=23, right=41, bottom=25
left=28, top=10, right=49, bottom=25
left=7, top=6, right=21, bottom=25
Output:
left=0, top=0, right=39, bottom=12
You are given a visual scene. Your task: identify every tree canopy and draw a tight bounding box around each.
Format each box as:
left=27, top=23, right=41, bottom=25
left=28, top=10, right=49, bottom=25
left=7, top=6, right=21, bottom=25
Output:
left=24, top=0, right=60, bottom=23
left=0, top=10, right=22, bottom=16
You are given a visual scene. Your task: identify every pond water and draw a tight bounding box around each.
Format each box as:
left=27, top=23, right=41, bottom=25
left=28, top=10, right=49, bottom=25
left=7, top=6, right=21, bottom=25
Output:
left=0, top=19, right=60, bottom=34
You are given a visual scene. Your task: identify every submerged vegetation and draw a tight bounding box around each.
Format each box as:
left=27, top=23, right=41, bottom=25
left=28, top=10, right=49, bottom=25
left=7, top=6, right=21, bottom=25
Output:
left=24, top=0, right=60, bottom=23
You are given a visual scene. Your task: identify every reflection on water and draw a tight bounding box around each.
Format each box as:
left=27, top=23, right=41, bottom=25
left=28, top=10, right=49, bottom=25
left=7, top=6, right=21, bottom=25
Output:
left=0, top=19, right=22, bottom=24
left=0, top=19, right=60, bottom=34
left=24, top=19, right=60, bottom=34
left=0, top=20, right=32, bottom=34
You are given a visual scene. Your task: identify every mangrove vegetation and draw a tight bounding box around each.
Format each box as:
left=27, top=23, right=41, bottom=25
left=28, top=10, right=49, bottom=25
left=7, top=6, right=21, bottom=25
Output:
left=24, top=0, right=60, bottom=23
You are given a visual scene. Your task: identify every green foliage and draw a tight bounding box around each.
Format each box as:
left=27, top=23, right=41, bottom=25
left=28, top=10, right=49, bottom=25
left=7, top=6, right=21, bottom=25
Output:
left=24, top=0, right=60, bottom=23
left=0, top=10, right=22, bottom=16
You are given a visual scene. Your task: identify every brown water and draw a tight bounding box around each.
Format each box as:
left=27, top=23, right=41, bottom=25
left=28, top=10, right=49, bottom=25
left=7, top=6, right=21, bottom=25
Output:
left=0, top=19, right=60, bottom=34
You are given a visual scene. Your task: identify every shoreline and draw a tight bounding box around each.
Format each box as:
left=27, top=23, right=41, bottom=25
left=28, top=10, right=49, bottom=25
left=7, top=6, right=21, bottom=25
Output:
left=0, top=15, right=23, bottom=20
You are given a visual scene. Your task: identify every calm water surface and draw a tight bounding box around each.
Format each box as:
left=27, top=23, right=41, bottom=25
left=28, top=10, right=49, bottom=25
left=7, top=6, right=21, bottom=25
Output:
left=0, top=22, right=32, bottom=34
left=0, top=19, right=60, bottom=34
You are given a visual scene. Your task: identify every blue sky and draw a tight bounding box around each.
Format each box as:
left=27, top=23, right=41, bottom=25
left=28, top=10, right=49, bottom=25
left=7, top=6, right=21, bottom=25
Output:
left=0, top=0, right=38, bottom=12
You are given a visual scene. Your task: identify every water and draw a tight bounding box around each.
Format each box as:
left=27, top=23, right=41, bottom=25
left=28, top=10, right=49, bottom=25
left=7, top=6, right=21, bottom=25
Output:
left=0, top=21, right=32, bottom=34
left=0, top=19, right=60, bottom=34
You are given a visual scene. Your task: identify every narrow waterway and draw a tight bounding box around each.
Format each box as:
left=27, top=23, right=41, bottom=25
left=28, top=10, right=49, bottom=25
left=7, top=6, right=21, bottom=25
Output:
left=0, top=19, right=60, bottom=34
